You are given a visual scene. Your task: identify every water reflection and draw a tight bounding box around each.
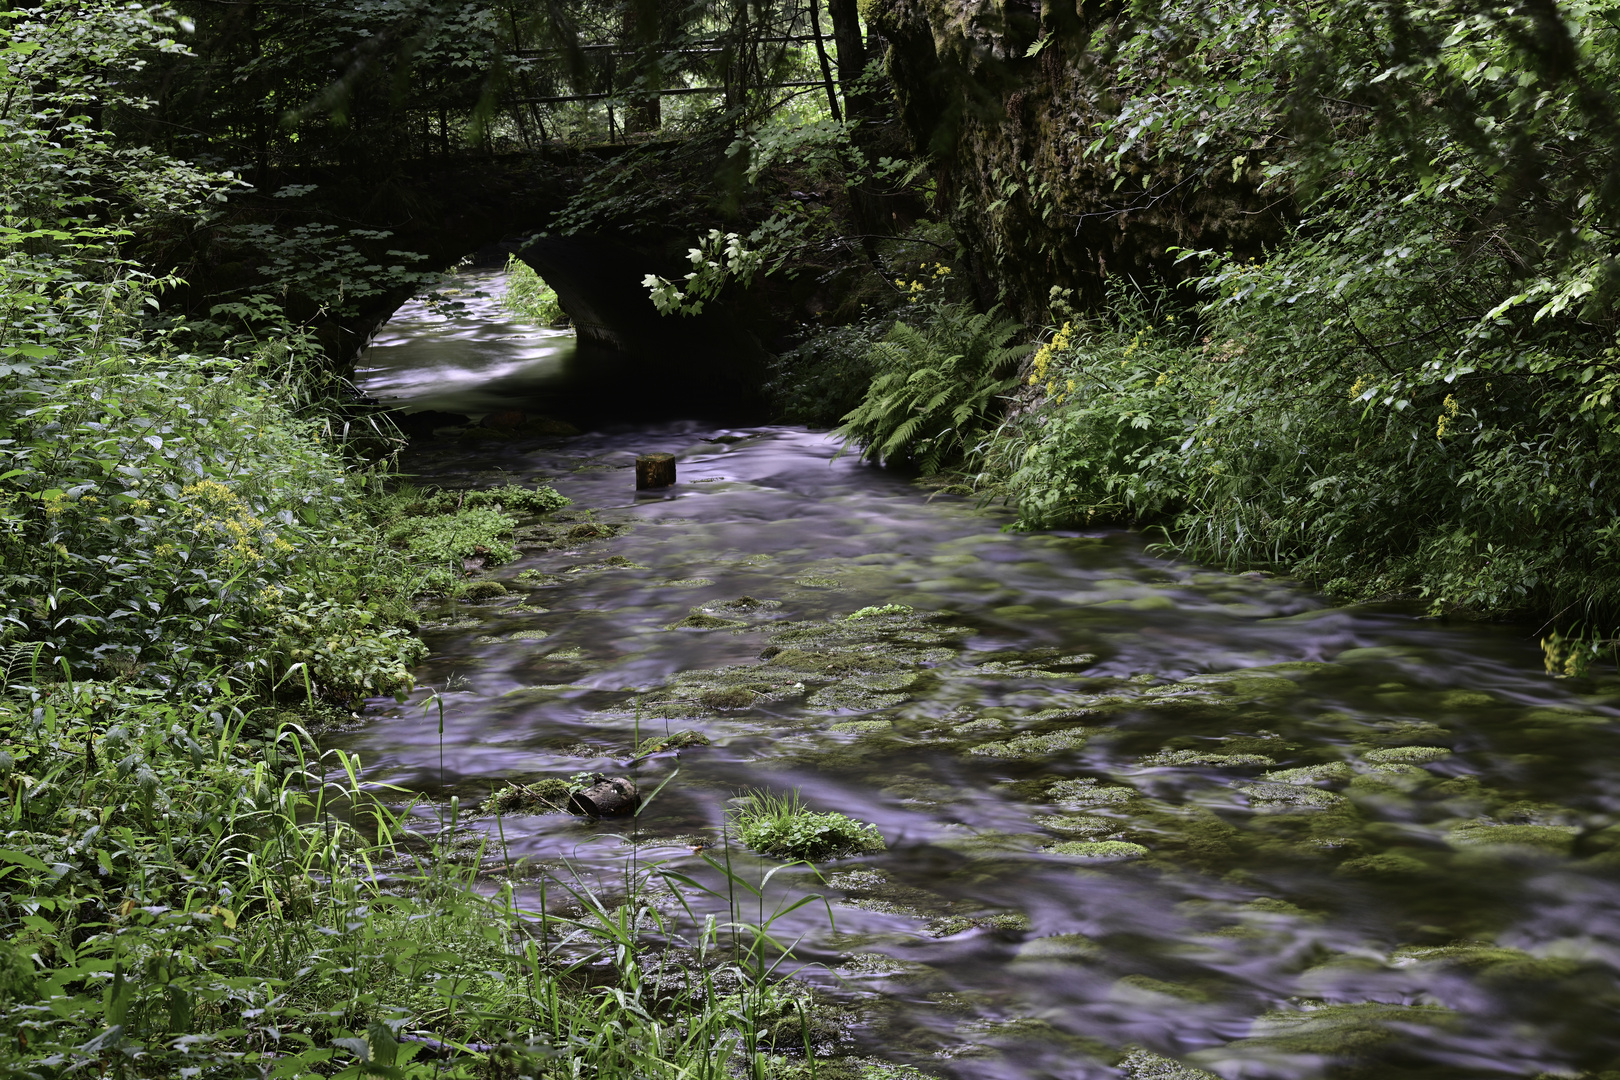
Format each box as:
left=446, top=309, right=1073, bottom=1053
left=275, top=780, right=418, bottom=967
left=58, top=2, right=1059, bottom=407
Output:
left=350, top=292, right=1620, bottom=1079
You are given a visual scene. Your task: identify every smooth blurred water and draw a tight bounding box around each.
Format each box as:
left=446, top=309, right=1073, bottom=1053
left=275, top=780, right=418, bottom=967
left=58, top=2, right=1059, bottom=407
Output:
left=351, top=281, right=1620, bottom=1079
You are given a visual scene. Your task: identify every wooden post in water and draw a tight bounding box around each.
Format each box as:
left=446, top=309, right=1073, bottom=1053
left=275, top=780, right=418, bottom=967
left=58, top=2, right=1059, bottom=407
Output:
left=636, top=453, right=676, bottom=489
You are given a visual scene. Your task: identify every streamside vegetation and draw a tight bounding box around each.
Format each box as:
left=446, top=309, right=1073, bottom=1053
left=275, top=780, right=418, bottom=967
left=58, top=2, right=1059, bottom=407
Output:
left=502, top=258, right=571, bottom=328
left=0, top=8, right=855, bottom=1077
left=822, top=0, right=1620, bottom=654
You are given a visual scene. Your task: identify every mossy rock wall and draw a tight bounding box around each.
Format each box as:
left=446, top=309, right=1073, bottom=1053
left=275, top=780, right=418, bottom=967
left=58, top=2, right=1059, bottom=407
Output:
left=867, top=0, right=1290, bottom=320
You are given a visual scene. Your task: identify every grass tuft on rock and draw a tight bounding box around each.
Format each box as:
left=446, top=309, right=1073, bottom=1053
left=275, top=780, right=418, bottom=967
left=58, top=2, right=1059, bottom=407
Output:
left=731, top=790, right=886, bottom=861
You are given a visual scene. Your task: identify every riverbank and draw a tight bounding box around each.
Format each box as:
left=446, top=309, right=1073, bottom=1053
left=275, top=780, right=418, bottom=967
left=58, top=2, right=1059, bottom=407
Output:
left=0, top=296, right=824, bottom=1075
left=810, top=276, right=1620, bottom=666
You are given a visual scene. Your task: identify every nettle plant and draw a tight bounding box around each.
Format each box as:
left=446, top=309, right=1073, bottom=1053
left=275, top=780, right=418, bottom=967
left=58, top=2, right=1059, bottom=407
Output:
left=0, top=272, right=422, bottom=701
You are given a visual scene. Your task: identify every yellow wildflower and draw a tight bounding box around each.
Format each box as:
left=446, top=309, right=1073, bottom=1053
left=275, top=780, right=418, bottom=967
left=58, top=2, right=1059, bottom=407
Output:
left=1436, top=394, right=1460, bottom=439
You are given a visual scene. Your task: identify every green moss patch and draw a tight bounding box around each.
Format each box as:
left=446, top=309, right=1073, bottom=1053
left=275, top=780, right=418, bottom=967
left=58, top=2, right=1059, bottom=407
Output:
left=970, top=727, right=1093, bottom=757
left=1044, top=840, right=1149, bottom=859
left=1138, top=749, right=1275, bottom=767
left=1048, top=778, right=1136, bottom=807
left=1446, top=820, right=1578, bottom=854
left=1238, top=782, right=1348, bottom=810
left=1361, top=745, right=1451, bottom=765
left=480, top=777, right=573, bottom=814
left=847, top=603, right=914, bottom=620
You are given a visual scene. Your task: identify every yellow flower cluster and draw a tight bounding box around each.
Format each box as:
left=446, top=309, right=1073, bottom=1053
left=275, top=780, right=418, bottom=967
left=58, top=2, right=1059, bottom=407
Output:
left=892, top=262, right=953, bottom=304
left=181, top=479, right=285, bottom=562
left=1348, top=375, right=1372, bottom=401
left=183, top=478, right=238, bottom=510
left=1436, top=394, right=1460, bottom=439
left=1029, top=320, right=1075, bottom=391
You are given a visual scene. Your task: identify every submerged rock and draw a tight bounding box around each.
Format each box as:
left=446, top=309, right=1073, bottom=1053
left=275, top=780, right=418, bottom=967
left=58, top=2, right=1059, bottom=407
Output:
left=1048, top=778, right=1136, bottom=807
left=1118, top=1047, right=1220, bottom=1080
left=668, top=612, right=748, bottom=630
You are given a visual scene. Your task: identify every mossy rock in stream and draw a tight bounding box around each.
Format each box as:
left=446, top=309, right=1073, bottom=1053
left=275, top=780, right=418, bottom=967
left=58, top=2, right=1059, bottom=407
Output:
left=632, top=729, right=710, bottom=756
left=480, top=777, right=572, bottom=814
left=790, top=574, right=843, bottom=588
left=472, top=628, right=550, bottom=644
left=1335, top=852, right=1433, bottom=879
left=1137, top=749, right=1276, bottom=768
left=461, top=580, right=510, bottom=601
left=760, top=646, right=916, bottom=676
left=1010, top=933, right=1102, bottom=964
left=1237, top=782, right=1349, bottom=811
left=806, top=683, right=910, bottom=711
left=829, top=719, right=893, bottom=736
left=1262, top=762, right=1355, bottom=784
left=1110, top=977, right=1214, bottom=1006
left=1352, top=720, right=1453, bottom=747
left=668, top=612, right=748, bottom=630
left=1047, top=778, right=1137, bottom=807
left=767, top=612, right=971, bottom=650
left=1164, top=670, right=1307, bottom=703
left=1044, top=840, right=1150, bottom=859
left=1039, top=814, right=1123, bottom=838
left=566, top=555, right=647, bottom=573
left=1118, top=1047, right=1220, bottom=1080
left=1388, top=943, right=1585, bottom=983
left=695, top=595, right=782, bottom=615
left=969, top=726, right=1094, bottom=758
left=1197, top=1002, right=1456, bottom=1065
left=1360, top=745, right=1451, bottom=765
left=1445, top=820, right=1579, bottom=855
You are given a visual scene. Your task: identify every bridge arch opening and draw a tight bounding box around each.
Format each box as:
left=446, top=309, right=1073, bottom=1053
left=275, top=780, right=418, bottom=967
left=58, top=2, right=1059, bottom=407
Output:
left=354, top=234, right=771, bottom=434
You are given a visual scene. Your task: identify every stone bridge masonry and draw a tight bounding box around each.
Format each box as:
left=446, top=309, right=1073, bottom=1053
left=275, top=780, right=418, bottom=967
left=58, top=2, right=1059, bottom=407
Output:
left=267, top=150, right=770, bottom=402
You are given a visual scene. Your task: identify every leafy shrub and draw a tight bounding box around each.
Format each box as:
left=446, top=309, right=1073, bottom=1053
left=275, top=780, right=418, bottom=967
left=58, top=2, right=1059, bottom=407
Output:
left=270, top=596, right=428, bottom=701
left=502, top=255, right=569, bottom=326
left=988, top=189, right=1620, bottom=622
left=730, top=789, right=885, bottom=861
left=836, top=303, right=1028, bottom=473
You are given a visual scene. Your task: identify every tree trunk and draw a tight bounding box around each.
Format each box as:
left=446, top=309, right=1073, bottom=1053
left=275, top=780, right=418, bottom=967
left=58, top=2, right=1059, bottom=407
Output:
left=826, top=0, right=869, bottom=119
left=809, top=0, right=842, bottom=122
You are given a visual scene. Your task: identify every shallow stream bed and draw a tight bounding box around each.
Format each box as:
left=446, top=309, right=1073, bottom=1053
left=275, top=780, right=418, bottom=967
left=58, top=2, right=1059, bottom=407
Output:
left=350, top=273, right=1620, bottom=1079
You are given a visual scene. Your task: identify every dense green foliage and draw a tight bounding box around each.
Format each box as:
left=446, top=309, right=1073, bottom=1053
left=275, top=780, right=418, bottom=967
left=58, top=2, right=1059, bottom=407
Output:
left=0, top=5, right=842, bottom=1075
left=834, top=303, right=1026, bottom=472
left=812, top=0, right=1620, bottom=636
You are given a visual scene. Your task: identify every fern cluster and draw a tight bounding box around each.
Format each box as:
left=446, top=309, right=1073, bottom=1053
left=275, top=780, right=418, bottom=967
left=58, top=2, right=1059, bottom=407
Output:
left=835, top=303, right=1027, bottom=474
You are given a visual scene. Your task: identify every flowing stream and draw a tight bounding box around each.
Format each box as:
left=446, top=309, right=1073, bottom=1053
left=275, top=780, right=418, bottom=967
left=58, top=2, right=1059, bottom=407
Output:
left=351, top=269, right=1620, bottom=1079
